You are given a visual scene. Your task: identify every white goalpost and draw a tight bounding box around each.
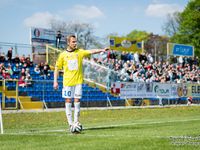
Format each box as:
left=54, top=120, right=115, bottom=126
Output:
left=0, top=101, right=3, bottom=134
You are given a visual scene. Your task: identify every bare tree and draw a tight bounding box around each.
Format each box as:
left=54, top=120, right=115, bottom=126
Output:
left=49, top=20, right=101, bottom=49
left=162, top=12, right=181, bottom=37
left=144, top=33, right=169, bottom=60
left=50, top=19, right=67, bottom=32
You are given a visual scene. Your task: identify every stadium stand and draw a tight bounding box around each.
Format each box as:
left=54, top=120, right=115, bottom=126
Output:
left=0, top=58, right=121, bottom=109
left=0, top=48, right=199, bottom=109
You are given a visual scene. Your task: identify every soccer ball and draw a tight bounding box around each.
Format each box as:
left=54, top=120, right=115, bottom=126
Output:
left=70, top=122, right=83, bottom=133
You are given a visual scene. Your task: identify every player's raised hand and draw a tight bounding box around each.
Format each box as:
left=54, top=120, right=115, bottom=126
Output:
left=90, top=47, right=110, bottom=54
left=103, top=47, right=110, bottom=52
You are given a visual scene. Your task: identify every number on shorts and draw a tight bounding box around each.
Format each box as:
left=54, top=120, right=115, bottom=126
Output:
left=64, top=90, right=71, bottom=97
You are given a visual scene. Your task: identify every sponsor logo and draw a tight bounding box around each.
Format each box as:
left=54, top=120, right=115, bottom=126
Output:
left=121, top=40, right=131, bottom=48
left=154, top=85, right=169, bottom=94
left=34, top=29, right=40, bottom=37
left=177, top=87, right=183, bottom=97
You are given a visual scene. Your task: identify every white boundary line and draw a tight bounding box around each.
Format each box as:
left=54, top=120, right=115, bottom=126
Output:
left=2, top=117, right=200, bottom=136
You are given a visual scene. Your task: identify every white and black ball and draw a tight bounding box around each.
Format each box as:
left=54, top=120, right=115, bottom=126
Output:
left=70, top=122, right=83, bottom=133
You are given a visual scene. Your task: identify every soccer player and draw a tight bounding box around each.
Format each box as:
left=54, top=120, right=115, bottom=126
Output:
left=53, top=35, right=109, bottom=130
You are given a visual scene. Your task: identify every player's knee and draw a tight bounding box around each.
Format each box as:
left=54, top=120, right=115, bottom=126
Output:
left=66, top=99, right=71, bottom=103
left=74, top=98, right=80, bottom=103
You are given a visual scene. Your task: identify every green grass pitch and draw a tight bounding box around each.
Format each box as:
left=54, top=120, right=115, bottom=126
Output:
left=1, top=106, right=200, bottom=150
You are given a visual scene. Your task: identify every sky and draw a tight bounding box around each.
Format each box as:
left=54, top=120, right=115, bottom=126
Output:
left=0, top=0, right=189, bottom=55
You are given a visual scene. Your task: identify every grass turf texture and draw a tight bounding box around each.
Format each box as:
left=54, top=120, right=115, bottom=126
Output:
left=1, top=106, right=200, bottom=150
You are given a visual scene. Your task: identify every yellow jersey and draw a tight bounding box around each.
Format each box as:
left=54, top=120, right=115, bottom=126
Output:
left=55, top=49, right=91, bottom=86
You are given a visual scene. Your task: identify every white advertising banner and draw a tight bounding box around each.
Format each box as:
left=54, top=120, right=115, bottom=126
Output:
left=144, top=83, right=156, bottom=97
left=31, top=27, right=68, bottom=43
left=153, top=83, right=172, bottom=98
left=120, top=82, right=137, bottom=98
left=171, top=84, right=179, bottom=98
left=111, top=82, right=180, bottom=99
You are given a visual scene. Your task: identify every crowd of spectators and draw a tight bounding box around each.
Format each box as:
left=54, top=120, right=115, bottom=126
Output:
left=0, top=48, right=51, bottom=87
left=0, top=47, right=199, bottom=86
left=91, top=51, right=199, bottom=84
left=37, top=62, right=51, bottom=79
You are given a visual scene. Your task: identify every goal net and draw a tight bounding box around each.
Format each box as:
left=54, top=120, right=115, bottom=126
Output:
left=83, top=59, right=120, bottom=89
left=46, top=45, right=63, bottom=67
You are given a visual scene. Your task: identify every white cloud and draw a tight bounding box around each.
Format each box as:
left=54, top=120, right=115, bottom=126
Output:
left=67, top=5, right=104, bottom=20
left=23, top=12, right=62, bottom=28
left=145, top=3, right=183, bottom=17
left=23, top=5, right=104, bottom=28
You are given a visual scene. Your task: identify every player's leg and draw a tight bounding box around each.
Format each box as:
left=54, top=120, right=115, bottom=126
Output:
left=74, top=99, right=80, bottom=123
left=74, top=84, right=82, bottom=123
left=65, top=98, right=73, bottom=126
left=62, top=86, right=73, bottom=126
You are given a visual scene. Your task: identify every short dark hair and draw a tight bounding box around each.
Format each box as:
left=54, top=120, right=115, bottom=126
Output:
left=66, top=35, right=76, bottom=44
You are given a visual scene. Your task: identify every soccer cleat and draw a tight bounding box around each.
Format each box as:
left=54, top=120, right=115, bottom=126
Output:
left=69, top=124, right=74, bottom=133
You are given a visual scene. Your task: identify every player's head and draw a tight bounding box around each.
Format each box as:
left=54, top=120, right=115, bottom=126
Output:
left=66, top=35, right=77, bottom=50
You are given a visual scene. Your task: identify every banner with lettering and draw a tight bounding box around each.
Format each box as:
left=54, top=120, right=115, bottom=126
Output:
left=109, top=36, right=142, bottom=52
left=168, top=43, right=194, bottom=57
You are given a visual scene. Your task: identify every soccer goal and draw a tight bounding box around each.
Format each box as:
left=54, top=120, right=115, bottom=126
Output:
left=46, top=45, right=63, bottom=67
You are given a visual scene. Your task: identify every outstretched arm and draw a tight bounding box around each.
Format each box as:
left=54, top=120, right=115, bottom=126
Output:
left=89, top=47, right=110, bottom=54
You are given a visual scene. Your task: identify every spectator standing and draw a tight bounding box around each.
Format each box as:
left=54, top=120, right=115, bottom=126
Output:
left=13, top=63, right=21, bottom=76
left=7, top=47, right=13, bottom=62
left=42, top=65, right=50, bottom=79
left=134, top=52, right=139, bottom=63
left=178, top=56, right=183, bottom=65
left=13, top=54, right=20, bottom=64
left=26, top=54, right=33, bottom=67
left=0, top=53, right=6, bottom=63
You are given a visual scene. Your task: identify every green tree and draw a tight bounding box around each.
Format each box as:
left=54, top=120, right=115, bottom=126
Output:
left=171, top=0, right=200, bottom=57
left=144, top=33, right=169, bottom=59
left=126, top=30, right=149, bottom=41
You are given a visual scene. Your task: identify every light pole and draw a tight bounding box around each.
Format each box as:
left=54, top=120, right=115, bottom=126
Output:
left=151, top=34, right=159, bottom=62
left=154, top=41, right=157, bottom=62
